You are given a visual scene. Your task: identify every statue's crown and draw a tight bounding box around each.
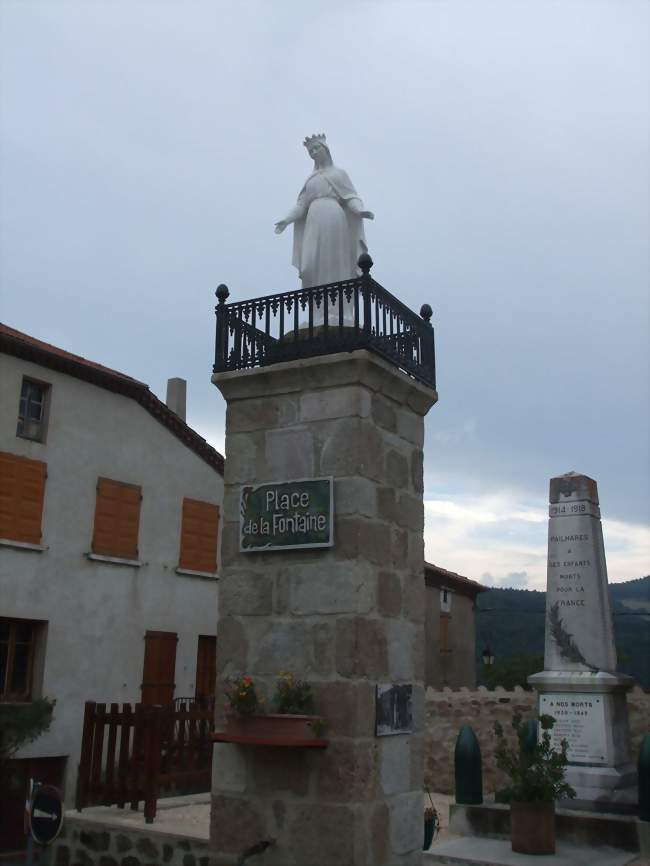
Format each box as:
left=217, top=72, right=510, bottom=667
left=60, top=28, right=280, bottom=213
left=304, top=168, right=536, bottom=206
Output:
left=303, top=133, right=327, bottom=149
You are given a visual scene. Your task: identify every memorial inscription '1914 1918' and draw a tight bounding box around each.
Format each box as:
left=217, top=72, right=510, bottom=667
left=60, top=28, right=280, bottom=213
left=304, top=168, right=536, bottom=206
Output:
left=240, top=477, right=333, bottom=552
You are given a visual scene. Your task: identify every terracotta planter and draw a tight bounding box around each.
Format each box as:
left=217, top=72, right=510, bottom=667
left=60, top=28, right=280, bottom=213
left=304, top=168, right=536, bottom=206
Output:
left=211, top=713, right=327, bottom=748
left=510, top=801, right=555, bottom=855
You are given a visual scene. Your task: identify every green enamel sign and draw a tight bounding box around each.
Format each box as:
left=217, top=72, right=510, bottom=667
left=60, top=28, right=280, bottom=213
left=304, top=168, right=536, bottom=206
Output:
left=240, top=477, right=334, bottom=552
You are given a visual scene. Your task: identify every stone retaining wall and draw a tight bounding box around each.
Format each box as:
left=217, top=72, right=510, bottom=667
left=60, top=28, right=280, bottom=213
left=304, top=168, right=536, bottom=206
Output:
left=424, top=685, right=650, bottom=795
left=50, top=818, right=209, bottom=866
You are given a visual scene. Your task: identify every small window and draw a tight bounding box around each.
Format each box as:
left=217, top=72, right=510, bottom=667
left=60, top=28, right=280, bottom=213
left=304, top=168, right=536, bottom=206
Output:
left=0, top=618, right=37, bottom=701
left=92, top=477, right=142, bottom=559
left=17, top=379, right=50, bottom=442
left=440, top=588, right=452, bottom=613
left=179, top=498, right=219, bottom=573
left=0, top=452, right=47, bottom=544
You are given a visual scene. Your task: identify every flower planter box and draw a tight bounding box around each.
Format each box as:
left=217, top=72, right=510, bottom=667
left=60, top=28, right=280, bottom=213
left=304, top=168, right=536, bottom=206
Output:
left=211, top=714, right=328, bottom=748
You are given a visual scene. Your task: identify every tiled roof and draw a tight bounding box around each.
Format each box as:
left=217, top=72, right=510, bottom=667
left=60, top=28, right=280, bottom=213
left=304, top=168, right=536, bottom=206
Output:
left=424, top=561, right=488, bottom=596
left=0, top=323, right=224, bottom=475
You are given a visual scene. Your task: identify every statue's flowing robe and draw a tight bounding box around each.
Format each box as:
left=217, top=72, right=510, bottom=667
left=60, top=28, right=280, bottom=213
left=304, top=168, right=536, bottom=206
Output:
left=291, top=166, right=368, bottom=289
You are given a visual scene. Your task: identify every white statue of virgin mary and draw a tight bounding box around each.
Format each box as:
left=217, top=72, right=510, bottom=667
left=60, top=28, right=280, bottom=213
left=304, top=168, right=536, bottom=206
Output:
left=275, top=134, right=374, bottom=290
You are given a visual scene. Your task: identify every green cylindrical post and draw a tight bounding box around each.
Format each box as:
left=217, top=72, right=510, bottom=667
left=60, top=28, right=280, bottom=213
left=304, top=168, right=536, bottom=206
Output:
left=639, top=734, right=650, bottom=821
left=455, top=725, right=483, bottom=805
left=523, top=718, right=538, bottom=755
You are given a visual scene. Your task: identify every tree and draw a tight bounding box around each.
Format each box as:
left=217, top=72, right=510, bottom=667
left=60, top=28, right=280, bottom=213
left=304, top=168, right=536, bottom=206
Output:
left=479, top=654, right=544, bottom=691
left=0, top=698, right=56, bottom=785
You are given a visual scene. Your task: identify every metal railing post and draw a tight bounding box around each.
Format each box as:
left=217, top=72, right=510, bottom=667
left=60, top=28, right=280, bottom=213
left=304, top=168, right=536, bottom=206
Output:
left=359, top=253, right=373, bottom=337
left=420, top=303, right=435, bottom=388
left=214, top=284, right=230, bottom=372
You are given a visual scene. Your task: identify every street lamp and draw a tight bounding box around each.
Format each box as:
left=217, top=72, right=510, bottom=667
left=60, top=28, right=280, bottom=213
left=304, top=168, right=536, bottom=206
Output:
left=481, top=646, right=495, bottom=666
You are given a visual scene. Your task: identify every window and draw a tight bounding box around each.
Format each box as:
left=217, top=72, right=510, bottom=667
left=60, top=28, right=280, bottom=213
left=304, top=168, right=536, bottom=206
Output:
left=0, top=452, right=47, bottom=544
left=440, top=614, right=451, bottom=654
left=0, top=618, right=37, bottom=701
left=92, top=477, right=142, bottom=559
left=17, top=379, right=50, bottom=442
left=440, top=588, right=452, bottom=613
left=178, top=498, right=219, bottom=573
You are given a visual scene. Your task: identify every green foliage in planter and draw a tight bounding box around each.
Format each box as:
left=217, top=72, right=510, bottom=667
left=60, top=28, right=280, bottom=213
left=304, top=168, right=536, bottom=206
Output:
left=307, top=717, right=327, bottom=737
left=493, top=712, right=576, bottom=804
left=273, top=671, right=314, bottom=715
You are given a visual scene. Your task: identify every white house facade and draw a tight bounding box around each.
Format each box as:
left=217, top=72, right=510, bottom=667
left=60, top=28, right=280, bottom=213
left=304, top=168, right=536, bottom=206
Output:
left=0, top=324, right=224, bottom=832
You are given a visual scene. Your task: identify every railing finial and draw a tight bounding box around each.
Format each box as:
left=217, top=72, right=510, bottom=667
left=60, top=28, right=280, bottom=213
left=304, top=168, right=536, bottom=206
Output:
left=358, top=253, right=373, bottom=276
left=420, top=303, right=432, bottom=323
left=216, top=284, right=230, bottom=304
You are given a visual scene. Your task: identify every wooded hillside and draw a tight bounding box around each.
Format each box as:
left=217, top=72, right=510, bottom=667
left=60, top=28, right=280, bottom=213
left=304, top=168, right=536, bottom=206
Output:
left=475, top=575, right=650, bottom=689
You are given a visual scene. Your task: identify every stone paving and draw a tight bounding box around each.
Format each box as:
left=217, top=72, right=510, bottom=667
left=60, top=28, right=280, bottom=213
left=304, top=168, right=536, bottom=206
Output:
left=69, top=792, right=211, bottom=840
left=22, top=791, right=646, bottom=865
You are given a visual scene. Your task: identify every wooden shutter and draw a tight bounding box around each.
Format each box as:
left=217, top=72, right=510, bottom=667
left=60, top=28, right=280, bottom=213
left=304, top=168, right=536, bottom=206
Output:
left=179, top=498, right=219, bottom=572
left=141, top=631, right=177, bottom=705
left=195, top=635, right=216, bottom=702
left=440, top=614, right=451, bottom=653
left=0, top=452, right=47, bottom=544
left=92, top=477, right=141, bottom=559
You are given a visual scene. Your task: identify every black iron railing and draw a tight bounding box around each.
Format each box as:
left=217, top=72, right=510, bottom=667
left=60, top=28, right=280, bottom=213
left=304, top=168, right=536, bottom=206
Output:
left=213, top=254, right=436, bottom=389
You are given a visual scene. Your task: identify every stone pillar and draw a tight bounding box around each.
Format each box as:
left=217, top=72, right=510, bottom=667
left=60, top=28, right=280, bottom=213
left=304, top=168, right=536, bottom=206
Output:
left=209, top=350, right=437, bottom=866
left=529, top=471, right=637, bottom=811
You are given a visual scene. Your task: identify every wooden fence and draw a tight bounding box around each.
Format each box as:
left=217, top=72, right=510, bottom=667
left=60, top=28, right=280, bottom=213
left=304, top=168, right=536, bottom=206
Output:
left=75, top=700, right=214, bottom=822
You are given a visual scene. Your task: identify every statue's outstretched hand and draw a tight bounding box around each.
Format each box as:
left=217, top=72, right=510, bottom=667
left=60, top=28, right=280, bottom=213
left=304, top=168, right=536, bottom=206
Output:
left=361, top=211, right=374, bottom=220
left=275, top=221, right=288, bottom=234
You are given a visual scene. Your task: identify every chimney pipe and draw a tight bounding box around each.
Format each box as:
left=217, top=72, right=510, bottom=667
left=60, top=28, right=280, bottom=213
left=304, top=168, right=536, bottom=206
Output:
left=166, top=377, right=187, bottom=421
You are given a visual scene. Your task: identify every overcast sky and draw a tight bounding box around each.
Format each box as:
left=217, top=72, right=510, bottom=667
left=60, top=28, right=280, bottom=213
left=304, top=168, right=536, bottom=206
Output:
left=1, top=0, right=648, bottom=590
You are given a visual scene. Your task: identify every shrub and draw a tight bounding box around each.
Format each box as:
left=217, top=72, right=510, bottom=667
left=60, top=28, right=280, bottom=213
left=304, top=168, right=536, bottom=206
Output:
left=493, top=712, right=576, bottom=804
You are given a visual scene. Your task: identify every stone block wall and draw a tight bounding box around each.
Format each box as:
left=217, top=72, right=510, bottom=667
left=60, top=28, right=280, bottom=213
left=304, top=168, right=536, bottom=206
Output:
left=50, top=818, right=209, bottom=866
left=210, top=351, right=436, bottom=866
left=424, top=685, right=650, bottom=795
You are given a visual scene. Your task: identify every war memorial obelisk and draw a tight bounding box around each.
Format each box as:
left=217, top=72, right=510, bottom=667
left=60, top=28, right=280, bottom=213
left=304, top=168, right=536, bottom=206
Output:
left=209, top=136, right=437, bottom=865
left=529, top=471, right=637, bottom=811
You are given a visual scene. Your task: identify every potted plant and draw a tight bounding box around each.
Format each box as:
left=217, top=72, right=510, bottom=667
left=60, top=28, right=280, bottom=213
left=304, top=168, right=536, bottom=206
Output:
left=493, top=713, right=575, bottom=854
left=259, top=671, right=326, bottom=740
left=216, top=673, right=327, bottom=747
left=423, top=789, right=439, bottom=851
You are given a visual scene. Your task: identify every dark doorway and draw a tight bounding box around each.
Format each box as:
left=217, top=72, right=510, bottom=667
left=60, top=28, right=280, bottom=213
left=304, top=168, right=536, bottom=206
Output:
left=195, top=635, right=216, bottom=704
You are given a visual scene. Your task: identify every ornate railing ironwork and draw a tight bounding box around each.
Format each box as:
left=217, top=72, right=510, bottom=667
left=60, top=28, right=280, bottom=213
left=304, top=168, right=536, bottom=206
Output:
left=213, top=254, right=436, bottom=390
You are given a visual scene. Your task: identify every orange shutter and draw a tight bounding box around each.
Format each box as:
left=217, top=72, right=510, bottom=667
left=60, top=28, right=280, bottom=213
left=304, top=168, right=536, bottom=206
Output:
left=92, top=477, right=141, bottom=559
left=179, top=498, right=219, bottom=573
left=0, top=452, right=47, bottom=544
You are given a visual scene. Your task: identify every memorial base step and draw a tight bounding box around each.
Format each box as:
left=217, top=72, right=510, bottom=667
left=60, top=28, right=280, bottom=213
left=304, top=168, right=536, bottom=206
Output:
left=424, top=836, right=638, bottom=866
left=449, top=802, right=640, bottom=851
